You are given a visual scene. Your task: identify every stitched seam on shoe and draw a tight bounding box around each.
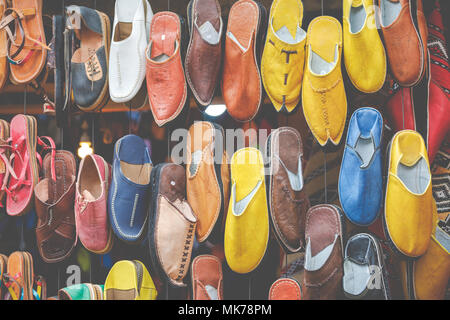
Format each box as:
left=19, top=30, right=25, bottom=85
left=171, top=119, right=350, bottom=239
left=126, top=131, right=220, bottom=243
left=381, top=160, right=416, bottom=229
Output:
left=270, top=128, right=303, bottom=251
left=270, top=279, right=300, bottom=299
left=110, top=164, right=147, bottom=240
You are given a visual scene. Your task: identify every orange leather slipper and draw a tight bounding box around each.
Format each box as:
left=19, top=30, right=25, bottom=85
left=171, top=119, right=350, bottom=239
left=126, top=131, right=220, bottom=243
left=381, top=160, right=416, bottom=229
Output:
left=2, top=0, right=48, bottom=84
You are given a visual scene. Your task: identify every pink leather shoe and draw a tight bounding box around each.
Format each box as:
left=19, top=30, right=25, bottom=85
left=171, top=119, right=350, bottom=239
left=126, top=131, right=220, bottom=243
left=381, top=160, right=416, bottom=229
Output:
left=75, top=154, right=113, bottom=254
left=6, top=115, right=39, bottom=216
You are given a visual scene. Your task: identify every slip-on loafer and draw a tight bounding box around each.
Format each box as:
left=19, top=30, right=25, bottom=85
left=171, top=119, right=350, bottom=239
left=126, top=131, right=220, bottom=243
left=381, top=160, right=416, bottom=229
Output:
left=185, top=0, right=223, bottom=109
left=338, top=107, right=383, bottom=226
left=6, top=115, right=39, bottom=217
left=343, top=233, right=391, bottom=300
left=268, top=277, right=302, bottom=300
left=108, top=134, right=152, bottom=243
left=266, top=127, right=310, bottom=253
left=378, top=0, right=428, bottom=87
left=67, top=5, right=111, bottom=112
left=148, top=163, right=197, bottom=289
left=34, top=150, right=77, bottom=263
left=58, top=284, right=104, bottom=300
left=222, top=0, right=267, bottom=122
left=191, top=255, right=224, bottom=300
left=75, top=154, right=114, bottom=254
left=384, top=130, right=435, bottom=258
left=224, top=147, right=269, bottom=274
left=303, top=204, right=344, bottom=300
left=186, top=121, right=230, bottom=243
left=302, top=16, right=347, bottom=148
left=343, top=0, right=387, bottom=93
left=146, top=12, right=187, bottom=127
left=109, top=0, right=153, bottom=104
left=261, top=0, right=306, bottom=113
left=104, top=260, right=157, bottom=300
left=400, top=219, right=449, bottom=300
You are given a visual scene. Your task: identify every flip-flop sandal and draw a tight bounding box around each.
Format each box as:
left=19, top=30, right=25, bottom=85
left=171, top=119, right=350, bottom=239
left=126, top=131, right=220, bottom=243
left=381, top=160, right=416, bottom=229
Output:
left=0, top=119, right=11, bottom=206
left=0, top=0, right=49, bottom=84
left=6, top=115, right=38, bottom=217
left=4, top=251, right=33, bottom=300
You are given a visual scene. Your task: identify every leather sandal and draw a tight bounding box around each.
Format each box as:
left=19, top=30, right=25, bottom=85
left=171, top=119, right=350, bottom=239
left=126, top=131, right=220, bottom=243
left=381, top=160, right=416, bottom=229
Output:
left=34, top=137, right=77, bottom=263
left=0, top=0, right=48, bottom=84
left=6, top=115, right=38, bottom=217
left=0, top=0, right=8, bottom=91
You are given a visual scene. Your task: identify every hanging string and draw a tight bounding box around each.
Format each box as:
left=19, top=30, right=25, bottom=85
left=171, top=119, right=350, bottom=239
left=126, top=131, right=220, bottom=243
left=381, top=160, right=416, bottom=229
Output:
left=321, top=0, right=324, bottom=16
left=248, top=276, right=252, bottom=300
left=91, top=114, right=95, bottom=151
left=168, top=0, right=170, bottom=11
left=23, top=86, right=27, bottom=115
left=401, top=88, right=405, bottom=129
left=324, top=151, right=328, bottom=203
left=129, top=105, right=132, bottom=135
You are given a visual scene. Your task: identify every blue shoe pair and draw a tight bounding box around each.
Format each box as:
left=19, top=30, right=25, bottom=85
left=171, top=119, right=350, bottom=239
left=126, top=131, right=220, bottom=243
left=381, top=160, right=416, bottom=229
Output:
left=108, top=135, right=152, bottom=242
left=339, top=108, right=383, bottom=226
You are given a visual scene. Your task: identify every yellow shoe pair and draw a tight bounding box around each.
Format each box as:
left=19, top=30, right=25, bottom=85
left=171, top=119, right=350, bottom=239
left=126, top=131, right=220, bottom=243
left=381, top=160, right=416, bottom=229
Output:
left=262, top=0, right=386, bottom=147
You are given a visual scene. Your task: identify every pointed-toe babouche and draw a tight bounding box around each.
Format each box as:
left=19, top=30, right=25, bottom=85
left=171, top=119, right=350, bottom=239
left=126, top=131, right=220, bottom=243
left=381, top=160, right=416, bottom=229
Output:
left=302, top=16, right=347, bottom=148
left=261, top=0, right=306, bottom=113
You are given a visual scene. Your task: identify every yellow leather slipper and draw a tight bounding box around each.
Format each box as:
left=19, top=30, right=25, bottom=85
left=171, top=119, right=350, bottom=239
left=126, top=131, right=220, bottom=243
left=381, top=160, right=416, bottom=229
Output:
left=104, top=260, right=157, bottom=300
left=343, top=0, right=387, bottom=93
left=302, top=16, right=347, bottom=148
left=384, top=130, right=435, bottom=258
left=261, top=0, right=306, bottom=113
left=224, top=147, right=269, bottom=274
left=409, top=222, right=449, bottom=300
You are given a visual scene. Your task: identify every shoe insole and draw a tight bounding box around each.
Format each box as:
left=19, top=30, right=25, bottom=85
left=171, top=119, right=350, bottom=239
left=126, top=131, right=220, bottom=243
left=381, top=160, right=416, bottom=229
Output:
left=355, top=137, right=375, bottom=168
left=189, top=150, right=203, bottom=177
left=381, top=0, right=401, bottom=27
left=275, top=24, right=306, bottom=44
left=397, top=158, right=430, bottom=194
left=205, top=285, right=219, bottom=300
left=113, top=0, right=148, bottom=42
left=310, top=45, right=338, bottom=75
left=72, top=18, right=102, bottom=63
left=227, top=0, right=258, bottom=52
left=120, top=162, right=151, bottom=185
left=349, top=5, right=366, bottom=34
left=193, top=0, right=221, bottom=45
left=198, top=21, right=220, bottom=45
left=149, top=13, right=178, bottom=62
left=305, top=234, right=338, bottom=271
left=343, top=259, right=371, bottom=296
left=79, top=156, right=102, bottom=200
left=271, top=0, right=303, bottom=41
